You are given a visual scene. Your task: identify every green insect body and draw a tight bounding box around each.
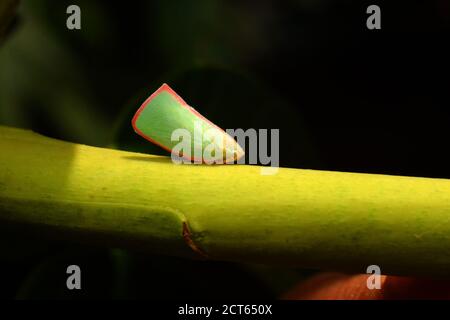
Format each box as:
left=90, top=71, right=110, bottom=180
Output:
left=132, top=84, right=244, bottom=163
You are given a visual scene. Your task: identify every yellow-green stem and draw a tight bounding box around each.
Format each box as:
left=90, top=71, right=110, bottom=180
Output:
left=1, top=126, right=450, bottom=277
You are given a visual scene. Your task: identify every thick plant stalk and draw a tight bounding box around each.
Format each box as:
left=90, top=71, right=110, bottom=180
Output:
left=1, top=126, right=450, bottom=277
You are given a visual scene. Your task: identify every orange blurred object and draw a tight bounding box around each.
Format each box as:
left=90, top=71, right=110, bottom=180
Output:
left=283, top=272, right=450, bottom=300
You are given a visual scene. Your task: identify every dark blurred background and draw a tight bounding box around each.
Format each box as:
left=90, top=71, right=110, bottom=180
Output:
left=0, top=0, right=449, bottom=299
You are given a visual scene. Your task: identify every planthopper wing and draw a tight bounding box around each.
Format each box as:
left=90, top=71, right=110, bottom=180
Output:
left=132, top=84, right=244, bottom=164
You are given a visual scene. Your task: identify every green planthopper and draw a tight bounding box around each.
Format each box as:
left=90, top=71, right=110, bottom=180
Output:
left=132, top=84, right=244, bottom=164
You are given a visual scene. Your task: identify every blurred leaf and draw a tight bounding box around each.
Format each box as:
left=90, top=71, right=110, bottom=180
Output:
left=16, top=248, right=115, bottom=299
left=0, top=0, right=19, bottom=44
left=0, top=1, right=110, bottom=146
